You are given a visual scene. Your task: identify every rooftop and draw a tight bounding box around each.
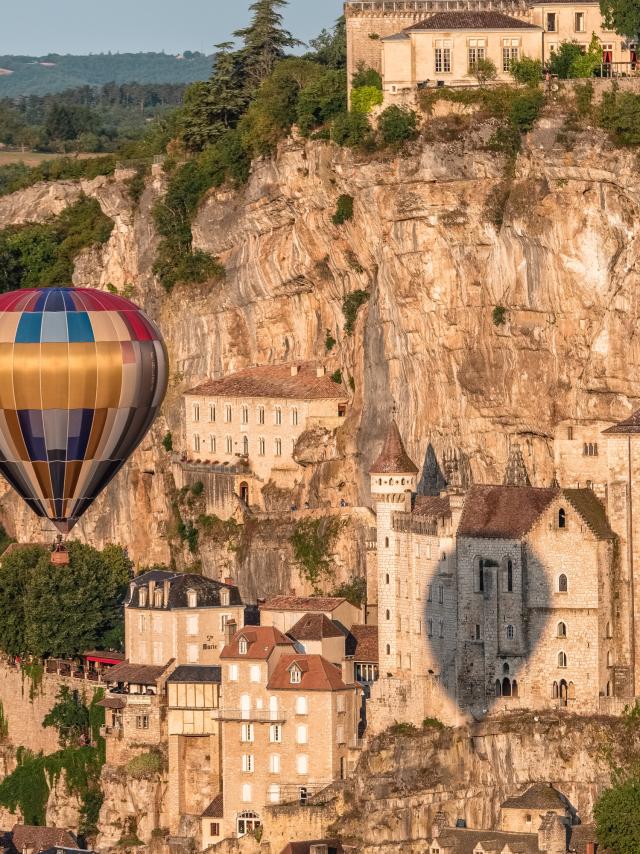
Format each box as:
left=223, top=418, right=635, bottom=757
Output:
left=167, top=665, right=221, bottom=684
left=370, top=420, right=419, bottom=475
left=413, top=494, right=451, bottom=519
left=267, top=654, right=348, bottom=692
left=105, top=661, right=168, bottom=685
left=346, top=624, right=379, bottom=663
left=186, top=363, right=348, bottom=401
left=502, top=783, right=570, bottom=811
left=404, top=11, right=541, bottom=29
left=221, top=626, right=294, bottom=660
left=288, top=613, right=346, bottom=642
left=202, top=793, right=223, bottom=818
left=433, top=828, right=541, bottom=854
left=603, top=406, right=640, bottom=434
left=260, top=596, right=349, bottom=613
left=126, top=570, right=243, bottom=610
left=10, top=826, right=77, bottom=854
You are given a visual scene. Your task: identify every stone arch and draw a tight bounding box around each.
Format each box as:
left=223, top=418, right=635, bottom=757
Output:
left=558, top=574, right=568, bottom=593
left=502, top=677, right=512, bottom=697
left=557, top=621, right=567, bottom=638
left=495, top=679, right=502, bottom=697
left=511, top=679, right=519, bottom=698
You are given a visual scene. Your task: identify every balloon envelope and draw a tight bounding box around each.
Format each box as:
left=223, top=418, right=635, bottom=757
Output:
left=0, top=287, right=168, bottom=532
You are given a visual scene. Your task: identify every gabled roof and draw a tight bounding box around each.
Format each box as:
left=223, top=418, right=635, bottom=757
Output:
left=267, top=654, right=348, bottom=691
left=167, top=665, right=221, bottom=684
left=458, top=485, right=558, bottom=540
left=288, top=613, right=346, bottom=642
left=346, top=624, right=379, bottom=663
left=202, top=793, right=223, bottom=818
left=413, top=494, right=451, bottom=519
left=10, top=826, right=77, bottom=854
left=126, top=570, right=242, bottom=609
left=260, top=596, right=349, bottom=613
left=563, top=489, right=614, bottom=540
left=370, top=420, right=418, bottom=475
left=220, top=626, right=294, bottom=660
left=405, top=11, right=541, bottom=30
left=502, top=783, right=570, bottom=811
left=186, top=363, right=347, bottom=401
left=603, top=407, right=640, bottom=434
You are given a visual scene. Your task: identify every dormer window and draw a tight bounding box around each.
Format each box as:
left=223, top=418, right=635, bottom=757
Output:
left=221, top=589, right=230, bottom=607
left=239, top=637, right=248, bottom=655
left=139, top=587, right=148, bottom=607
left=187, top=590, right=197, bottom=608
left=290, top=665, right=302, bottom=684
left=154, top=589, right=163, bottom=608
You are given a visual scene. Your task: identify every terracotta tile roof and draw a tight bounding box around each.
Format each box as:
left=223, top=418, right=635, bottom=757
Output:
left=413, top=494, right=451, bottom=519
left=96, top=696, right=126, bottom=710
left=202, top=793, right=223, bottom=818
left=10, top=825, right=77, bottom=854
left=105, top=661, right=168, bottom=685
left=220, top=626, right=294, bottom=660
left=370, top=421, right=418, bottom=475
left=346, top=624, right=379, bottom=663
left=267, top=654, right=347, bottom=691
left=288, top=613, right=345, bottom=642
left=502, top=783, right=570, bottom=811
left=260, top=596, right=348, bottom=613
left=185, top=363, right=347, bottom=401
left=457, top=485, right=559, bottom=540
left=406, top=11, right=541, bottom=30
left=563, top=489, right=614, bottom=540
left=433, top=829, right=540, bottom=854
left=603, top=407, right=640, bottom=434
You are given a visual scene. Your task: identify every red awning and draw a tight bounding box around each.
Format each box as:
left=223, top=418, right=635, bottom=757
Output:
left=85, top=655, right=123, bottom=665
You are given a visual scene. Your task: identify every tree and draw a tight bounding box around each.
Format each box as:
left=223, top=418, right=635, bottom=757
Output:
left=296, top=68, right=347, bottom=134
left=0, top=545, right=46, bottom=657
left=510, top=56, right=543, bottom=86
left=307, top=16, right=347, bottom=68
left=350, top=86, right=384, bottom=114
left=330, top=111, right=372, bottom=147
left=352, top=65, right=382, bottom=90
left=599, top=89, right=640, bottom=144
left=600, top=0, right=640, bottom=38
left=43, top=686, right=90, bottom=748
left=472, top=57, right=498, bottom=86
left=568, top=33, right=603, bottom=78
left=547, top=41, right=585, bottom=78
left=234, top=0, right=302, bottom=90
left=378, top=105, right=418, bottom=144
left=595, top=777, right=640, bottom=852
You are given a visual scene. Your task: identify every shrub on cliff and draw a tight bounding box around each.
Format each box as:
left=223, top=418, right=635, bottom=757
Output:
left=350, top=85, right=383, bottom=115
left=332, top=194, right=354, bottom=225
left=330, top=111, right=372, bottom=147
left=0, top=156, right=116, bottom=198
left=378, top=105, right=418, bottom=145
left=126, top=750, right=165, bottom=779
left=342, top=289, right=370, bottom=334
left=599, top=89, right=640, bottom=145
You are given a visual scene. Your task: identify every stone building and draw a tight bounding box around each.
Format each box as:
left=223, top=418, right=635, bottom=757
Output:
left=260, top=596, right=362, bottom=635
left=368, top=411, right=640, bottom=728
left=124, top=569, right=244, bottom=667
left=182, top=364, right=348, bottom=511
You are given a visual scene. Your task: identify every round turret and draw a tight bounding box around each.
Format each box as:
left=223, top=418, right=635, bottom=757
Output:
left=370, top=420, right=418, bottom=503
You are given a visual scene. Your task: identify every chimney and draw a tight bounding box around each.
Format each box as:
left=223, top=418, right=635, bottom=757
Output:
left=163, top=580, right=171, bottom=607
left=225, top=576, right=235, bottom=587
left=225, top=619, right=237, bottom=647
left=290, top=365, right=299, bottom=376
left=341, top=658, right=354, bottom=684
left=316, top=366, right=326, bottom=377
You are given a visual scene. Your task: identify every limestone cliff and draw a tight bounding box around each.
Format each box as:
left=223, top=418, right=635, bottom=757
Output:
left=0, top=102, right=638, bottom=600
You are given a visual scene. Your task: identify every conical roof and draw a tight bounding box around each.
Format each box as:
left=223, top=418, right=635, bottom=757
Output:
left=370, top=421, right=419, bottom=475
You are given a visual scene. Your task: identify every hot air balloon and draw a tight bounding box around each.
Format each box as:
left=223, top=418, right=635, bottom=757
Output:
left=0, top=287, right=168, bottom=535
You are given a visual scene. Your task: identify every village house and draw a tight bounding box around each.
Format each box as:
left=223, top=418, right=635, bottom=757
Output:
left=259, top=595, right=362, bottom=635
left=182, top=363, right=348, bottom=511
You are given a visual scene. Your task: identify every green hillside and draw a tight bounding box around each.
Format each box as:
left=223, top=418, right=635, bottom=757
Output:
left=0, top=52, right=213, bottom=97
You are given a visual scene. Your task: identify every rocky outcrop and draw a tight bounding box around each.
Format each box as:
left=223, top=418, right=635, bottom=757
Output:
left=96, top=765, right=168, bottom=852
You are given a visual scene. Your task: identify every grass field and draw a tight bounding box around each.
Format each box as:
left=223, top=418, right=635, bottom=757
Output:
left=0, top=150, right=95, bottom=166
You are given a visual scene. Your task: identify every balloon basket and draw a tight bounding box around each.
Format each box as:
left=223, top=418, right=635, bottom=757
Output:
left=51, top=536, right=69, bottom=566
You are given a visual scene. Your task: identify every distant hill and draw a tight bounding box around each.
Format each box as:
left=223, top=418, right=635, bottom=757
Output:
left=0, top=52, right=213, bottom=97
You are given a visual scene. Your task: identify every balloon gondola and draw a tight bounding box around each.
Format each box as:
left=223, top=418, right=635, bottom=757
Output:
left=0, top=287, right=168, bottom=537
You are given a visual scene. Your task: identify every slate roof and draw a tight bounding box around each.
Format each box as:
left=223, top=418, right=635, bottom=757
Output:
left=221, top=626, right=294, bottom=660
left=10, top=826, right=77, bottom=854
left=267, top=654, right=348, bottom=692
left=105, top=662, right=167, bottom=685
left=370, top=421, right=419, bottom=475
left=346, top=624, right=379, bottom=663
left=202, top=793, right=224, bottom=818
left=433, top=829, right=541, bottom=854
left=603, top=407, right=640, bottom=434
left=186, top=363, right=347, bottom=401
left=167, top=665, right=221, bottom=684
left=406, top=11, right=541, bottom=29
left=260, top=596, right=348, bottom=613
left=288, top=613, right=345, bottom=642
left=413, top=494, right=451, bottom=519
left=563, top=489, right=614, bottom=540
left=126, top=570, right=243, bottom=609
left=502, top=783, right=569, bottom=811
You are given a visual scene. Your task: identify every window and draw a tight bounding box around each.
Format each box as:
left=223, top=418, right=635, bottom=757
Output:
left=558, top=651, right=568, bottom=668
left=241, top=405, right=249, bottom=424
left=296, top=724, right=308, bottom=744
left=468, top=43, right=486, bottom=71
left=269, top=754, right=281, bottom=773
left=139, top=587, right=148, bottom=607
left=606, top=622, right=612, bottom=639
left=439, top=620, right=444, bottom=638
left=242, top=754, right=254, bottom=773
left=427, top=584, right=432, bottom=602
left=138, top=614, right=146, bottom=633
left=476, top=559, right=486, bottom=593
left=258, top=406, right=265, bottom=425
left=506, top=625, right=515, bottom=640
left=193, top=403, right=200, bottom=422
left=296, top=696, right=308, bottom=715
left=434, top=46, right=451, bottom=73
left=209, top=822, right=220, bottom=837
left=275, top=407, right=282, bottom=425
left=243, top=436, right=249, bottom=456
left=275, top=438, right=282, bottom=457
left=187, top=590, right=197, bottom=608
left=385, top=609, right=390, bottom=621
left=558, top=508, right=566, bottom=528
left=209, top=435, right=215, bottom=453
left=193, top=434, right=200, bottom=453
left=607, top=650, right=614, bottom=667
left=336, top=724, right=345, bottom=744
left=384, top=536, right=389, bottom=548
left=187, top=615, right=198, bottom=636
left=209, top=404, right=216, bottom=423
left=438, top=585, right=444, bottom=604
left=546, top=11, right=557, bottom=31
left=225, top=436, right=233, bottom=454
left=258, top=437, right=266, bottom=456
left=475, top=624, right=481, bottom=641
left=239, top=638, right=248, bottom=655
left=154, top=588, right=163, bottom=608
left=575, top=11, right=585, bottom=31
left=250, top=665, right=261, bottom=683
left=386, top=644, right=391, bottom=655
left=136, top=715, right=149, bottom=729
left=583, top=442, right=599, bottom=457
left=268, top=784, right=280, bottom=803
left=187, top=643, right=199, bottom=663
left=292, top=407, right=299, bottom=426
left=296, top=754, right=308, bottom=774
left=241, top=783, right=252, bottom=803
left=270, top=724, right=282, bottom=743
left=385, top=573, right=390, bottom=585
left=220, top=589, right=230, bottom=607
left=428, top=619, right=433, bottom=638
left=224, top=404, right=232, bottom=423
left=558, top=574, right=568, bottom=593
left=241, top=723, right=254, bottom=742
left=337, top=694, right=346, bottom=713
left=567, top=425, right=573, bottom=440
left=507, top=559, right=513, bottom=593
left=229, top=664, right=239, bottom=681
left=290, top=666, right=301, bottom=684
left=502, top=46, right=519, bottom=72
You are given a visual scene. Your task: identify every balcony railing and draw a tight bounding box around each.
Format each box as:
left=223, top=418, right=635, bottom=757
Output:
left=211, top=708, right=286, bottom=723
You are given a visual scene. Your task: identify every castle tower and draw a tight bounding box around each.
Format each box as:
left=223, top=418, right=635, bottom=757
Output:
left=370, top=420, right=419, bottom=674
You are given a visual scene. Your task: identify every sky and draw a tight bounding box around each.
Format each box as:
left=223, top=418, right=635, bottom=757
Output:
left=0, top=0, right=344, bottom=56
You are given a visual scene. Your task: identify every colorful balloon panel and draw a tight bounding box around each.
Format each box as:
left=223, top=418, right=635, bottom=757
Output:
left=0, top=287, right=168, bottom=532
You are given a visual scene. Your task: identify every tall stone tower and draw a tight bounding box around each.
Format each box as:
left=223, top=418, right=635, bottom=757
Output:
left=370, top=420, right=418, bottom=674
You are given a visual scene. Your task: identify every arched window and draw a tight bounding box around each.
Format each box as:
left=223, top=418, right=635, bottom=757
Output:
left=385, top=610, right=390, bottom=621
left=607, top=650, right=614, bottom=667
left=606, top=622, right=612, bottom=639
left=275, top=407, right=282, bottom=426
left=559, top=679, right=568, bottom=706
left=385, top=537, right=389, bottom=548
left=258, top=437, right=266, bottom=456
left=193, top=434, right=200, bottom=453
left=241, top=406, right=249, bottom=425
left=225, top=436, right=233, bottom=454
left=209, top=404, right=215, bottom=423
left=568, top=681, right=576, bottom=701
left=558, top=574, right=568, bottom=593
left=506, top=625, right=515, bottom=640
left=511, top=679, right=519, bottom=698
left=552, top=681, right=559, bottom=699
left=242, top=436, right=249, bottom=456
left=209, top=435, right=215, bottom=453
left=386, top=644, right=391, bottom=655
left=193, top=404, right=200, bottom=422
left=258, top=406, right=265, bottom=425
left=292, top=407, right=299, bottom=426
left=236, top=812, right=260, bottom=836
left=558, top=651, right=567, bottom=668
left=385, top=573, right=390, bottom=585
left=275, top=438, right=282, bottom=457
left=507, top=559, right=513, bottom=592
left=557, top=621, right=567, bottom=638
left=502, top=677, right=512, bottom=697
left=503, top=662, right=510, bottom=675
left=606, top=681, right=612, bottom=697
left=495, top=679, right=502, bottom=697
left=558, top=508, right=566, bottom=529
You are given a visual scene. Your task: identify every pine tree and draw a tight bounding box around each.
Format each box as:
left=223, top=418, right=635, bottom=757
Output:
left=234, top=0, right=302, bottom=89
